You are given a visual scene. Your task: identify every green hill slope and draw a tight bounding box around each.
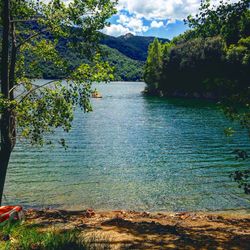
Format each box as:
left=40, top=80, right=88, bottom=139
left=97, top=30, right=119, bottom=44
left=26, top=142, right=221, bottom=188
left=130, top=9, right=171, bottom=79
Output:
left=101, top=33, right=169, bottom=62
left=101, top=45, right=144, bottom=81
left=20, top=23, right=168, bottom=81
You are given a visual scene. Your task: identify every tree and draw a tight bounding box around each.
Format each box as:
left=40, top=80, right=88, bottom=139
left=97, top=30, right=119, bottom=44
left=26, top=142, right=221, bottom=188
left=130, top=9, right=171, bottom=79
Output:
left=186, top=0, right=250, bottom=44
left=144, top=38, right=162, bottom=94
left=0, top=0, right=116, bottom=205
left=161, top=36, right=227, bottom=95
left=144, top=0, right=250, bottom=98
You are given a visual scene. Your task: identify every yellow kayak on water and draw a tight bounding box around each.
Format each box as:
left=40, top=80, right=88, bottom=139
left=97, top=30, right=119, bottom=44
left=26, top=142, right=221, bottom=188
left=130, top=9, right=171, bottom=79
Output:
left=92, top=90, right=102, bottom=98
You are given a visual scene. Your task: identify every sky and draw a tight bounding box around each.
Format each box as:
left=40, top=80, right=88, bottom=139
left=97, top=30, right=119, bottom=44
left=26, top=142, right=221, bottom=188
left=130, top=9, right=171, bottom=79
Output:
left=102, top=0, right=239, bottom=39
left=54, top=0, right=239, bottom=39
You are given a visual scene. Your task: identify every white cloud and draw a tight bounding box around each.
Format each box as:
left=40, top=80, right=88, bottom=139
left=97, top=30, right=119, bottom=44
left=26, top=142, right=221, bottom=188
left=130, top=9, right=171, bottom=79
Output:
left=117, top=0, right=199, bottom=20
left=166, top=18, right=176, bottom=26
left=117, top=14, right=130, bottom=24
left=45, top=0, right=240, bottom=21
left=117, top=15, right=149, bottom=34
left=48, top=0, right=240, bottom=37
left=126, top=16, right=149, bottom=33
left=102, top=24, right=133, bottom=37
left=151, top=20, right=164, bottom=28
left=117, top=0, right=239, bottom=20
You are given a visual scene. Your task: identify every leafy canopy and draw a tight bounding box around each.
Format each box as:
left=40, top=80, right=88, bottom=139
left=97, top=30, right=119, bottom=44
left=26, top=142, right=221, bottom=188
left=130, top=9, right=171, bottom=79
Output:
left=0, top=0, right=117, bottom=146
left=186, top=0, right=250, bottom=44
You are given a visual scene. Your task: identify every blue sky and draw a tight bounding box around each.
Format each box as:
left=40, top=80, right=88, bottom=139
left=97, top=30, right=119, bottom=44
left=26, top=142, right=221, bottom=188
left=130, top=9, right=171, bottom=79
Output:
left=102, top=0, right=238, bottom=39
left=104, top=9, right=190, bottom=39
left=105, top=9, right=189, bottom=39
left=58, top=0, right=238, bottom=40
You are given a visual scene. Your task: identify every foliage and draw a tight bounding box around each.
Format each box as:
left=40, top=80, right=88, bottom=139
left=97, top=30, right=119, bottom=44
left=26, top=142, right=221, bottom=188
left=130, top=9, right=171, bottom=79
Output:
left=0, top=0, right=116, bottom=145
left=160, top=36, right=227, bottom=95
left=8, top=23, right=159, bottom=81
left=144, top=0, right=250, bottom=98
left=101, top=45, right=144, bottom=81
left=231, top=169, right=250, bottom=194
left=22, top=28, right=146, bottom=81
left=185, top=0, right=250, bottom=44
left=144, top=38, right=163, bottom=93
left=101, top=33, right=169, bottom=62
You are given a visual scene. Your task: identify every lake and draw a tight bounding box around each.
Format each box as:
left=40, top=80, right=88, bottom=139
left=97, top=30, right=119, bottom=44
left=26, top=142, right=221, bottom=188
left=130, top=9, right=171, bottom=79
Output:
left=4, top=81, right=250, bottom=212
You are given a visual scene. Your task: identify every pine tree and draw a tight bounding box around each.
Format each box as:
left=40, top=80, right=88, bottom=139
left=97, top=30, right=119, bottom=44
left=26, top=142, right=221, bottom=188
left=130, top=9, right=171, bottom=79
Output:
left=144, top=38, right=162, bottom=94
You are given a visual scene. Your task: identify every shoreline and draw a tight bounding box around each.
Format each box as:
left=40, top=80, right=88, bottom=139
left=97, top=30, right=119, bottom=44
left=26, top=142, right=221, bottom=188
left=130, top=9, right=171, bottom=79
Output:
left=143, top=89, right=221, bottom=102
left=22, top=208, right=250, bottom=249
left=18, top=203, right=250, bottom=215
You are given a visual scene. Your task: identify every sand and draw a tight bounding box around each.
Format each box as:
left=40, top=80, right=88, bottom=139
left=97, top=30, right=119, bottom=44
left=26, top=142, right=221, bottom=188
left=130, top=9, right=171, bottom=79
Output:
left=24, top=208, right=250, bottom=249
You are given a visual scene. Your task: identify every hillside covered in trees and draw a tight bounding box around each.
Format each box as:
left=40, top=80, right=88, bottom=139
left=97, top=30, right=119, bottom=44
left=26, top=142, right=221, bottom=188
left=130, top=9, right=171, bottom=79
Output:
left=144, top=0, right=250, bottom=100
left=101, top=33, right=169, bottom=61
left=23, top=24, right=168, bottom=81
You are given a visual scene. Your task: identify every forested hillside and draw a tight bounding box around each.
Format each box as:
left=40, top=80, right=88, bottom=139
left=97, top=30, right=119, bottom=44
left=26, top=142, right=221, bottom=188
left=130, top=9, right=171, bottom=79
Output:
left=144, top=0, right=250, bottom=100
left=101, top=33, right=169, bottom=61
left=22, top=22, right=168, bottom=81
left=101, top=45, right=144, bottom=81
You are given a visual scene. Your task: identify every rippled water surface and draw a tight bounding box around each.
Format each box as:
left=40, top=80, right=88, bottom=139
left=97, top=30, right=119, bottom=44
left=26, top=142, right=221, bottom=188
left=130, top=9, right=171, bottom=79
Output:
left=4, top=81, right=250, bottom=212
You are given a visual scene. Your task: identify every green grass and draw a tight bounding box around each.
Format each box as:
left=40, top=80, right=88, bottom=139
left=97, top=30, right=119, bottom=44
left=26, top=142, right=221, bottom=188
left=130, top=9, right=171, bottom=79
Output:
left=0, top=222, right=112, bottom=250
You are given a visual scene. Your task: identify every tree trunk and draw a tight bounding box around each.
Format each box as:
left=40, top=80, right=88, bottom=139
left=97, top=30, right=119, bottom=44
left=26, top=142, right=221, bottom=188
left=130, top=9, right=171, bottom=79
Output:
left=9, top=19, right=17, bottom=101
left=0, top=0, right=12, bottom=205
left=0, top=148, right=11, bottom=205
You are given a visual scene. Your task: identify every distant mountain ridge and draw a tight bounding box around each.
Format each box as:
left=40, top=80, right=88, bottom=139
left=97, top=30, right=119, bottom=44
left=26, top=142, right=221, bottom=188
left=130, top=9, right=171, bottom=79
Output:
left=100, top=33, right=169, bottom=62
left=18, top=21, right=170, bottom=80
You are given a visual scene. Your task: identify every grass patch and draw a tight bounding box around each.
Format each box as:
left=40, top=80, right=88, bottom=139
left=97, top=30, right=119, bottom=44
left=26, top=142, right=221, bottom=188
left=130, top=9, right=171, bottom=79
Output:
left=0, top=222, right=111, bottom=250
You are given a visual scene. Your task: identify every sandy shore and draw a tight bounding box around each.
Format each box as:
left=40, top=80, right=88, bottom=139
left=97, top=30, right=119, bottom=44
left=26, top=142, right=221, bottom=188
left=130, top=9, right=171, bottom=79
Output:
left=24, top=208, right=250, bottom=249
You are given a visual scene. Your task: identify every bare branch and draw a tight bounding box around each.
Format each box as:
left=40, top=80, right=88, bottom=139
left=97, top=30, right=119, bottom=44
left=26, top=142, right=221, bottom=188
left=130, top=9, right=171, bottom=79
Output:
left=17, top=79, right=63, bottom=103
left=10, top=18, right=39, bottom=23
left=16, top=28, right=51, bottom=49
left=9, top=81, right=39, bottom=94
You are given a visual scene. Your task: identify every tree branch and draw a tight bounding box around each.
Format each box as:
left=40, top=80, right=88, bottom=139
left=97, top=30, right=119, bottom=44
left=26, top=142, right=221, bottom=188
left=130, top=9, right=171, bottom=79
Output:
left=16, top=28, right=51, bottom=49
left=9, top=81, right=40, bottom=95
left=10, top=18, right=39, bottom=23
left=17, top=79, right=63, bottom=103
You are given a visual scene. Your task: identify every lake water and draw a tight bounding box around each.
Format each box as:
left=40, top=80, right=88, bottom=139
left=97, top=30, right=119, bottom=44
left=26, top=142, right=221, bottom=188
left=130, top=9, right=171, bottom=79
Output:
left=4, top=81, right=250, bottom=212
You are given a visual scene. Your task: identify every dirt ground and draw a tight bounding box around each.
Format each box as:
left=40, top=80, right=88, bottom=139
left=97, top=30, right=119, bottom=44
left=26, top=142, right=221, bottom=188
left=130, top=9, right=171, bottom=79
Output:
left=25, top=209, right=250, bottom=249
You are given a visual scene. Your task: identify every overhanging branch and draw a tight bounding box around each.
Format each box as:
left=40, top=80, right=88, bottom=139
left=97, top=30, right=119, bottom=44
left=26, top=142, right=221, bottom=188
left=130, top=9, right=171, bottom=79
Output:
left=16, top=28, right=51, bottom=49
left=17, top=79, right=64, bottom=103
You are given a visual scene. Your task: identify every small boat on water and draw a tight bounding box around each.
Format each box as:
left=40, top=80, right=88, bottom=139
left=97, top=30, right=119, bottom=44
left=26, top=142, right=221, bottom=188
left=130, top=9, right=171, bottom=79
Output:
left=92, top=90, right=102, bottom=98
left=0, top=206, right=24, bottom=226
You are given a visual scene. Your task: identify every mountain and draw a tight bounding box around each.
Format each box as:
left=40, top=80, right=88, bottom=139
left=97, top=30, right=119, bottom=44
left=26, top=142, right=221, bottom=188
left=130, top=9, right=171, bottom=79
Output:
left=21, top=22, right=169, bottom=81
left=101, top=45, right=144, bottom=81
left=100, top=33, right=169, bottom=62
left=98, top=33, right=169, bottom=81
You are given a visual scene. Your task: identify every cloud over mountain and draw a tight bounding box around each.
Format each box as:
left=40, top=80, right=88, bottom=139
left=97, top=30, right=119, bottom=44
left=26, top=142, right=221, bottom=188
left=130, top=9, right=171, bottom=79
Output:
left=57, top=0, right=239, bottom=38
left=117, top=0, right=239, bottom=20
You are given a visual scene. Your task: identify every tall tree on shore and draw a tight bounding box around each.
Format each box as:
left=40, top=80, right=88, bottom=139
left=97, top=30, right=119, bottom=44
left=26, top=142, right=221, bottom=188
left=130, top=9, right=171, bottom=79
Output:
left=144, top=38, right=162, bottom=94
left=0, top=0, right=116, bottom=205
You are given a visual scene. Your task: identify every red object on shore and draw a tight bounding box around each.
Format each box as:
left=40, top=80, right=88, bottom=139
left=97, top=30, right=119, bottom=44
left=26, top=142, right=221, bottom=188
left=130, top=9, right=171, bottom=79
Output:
left=0, top=206, right=24, bottom=225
